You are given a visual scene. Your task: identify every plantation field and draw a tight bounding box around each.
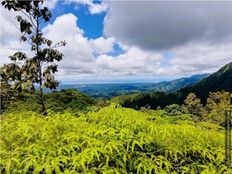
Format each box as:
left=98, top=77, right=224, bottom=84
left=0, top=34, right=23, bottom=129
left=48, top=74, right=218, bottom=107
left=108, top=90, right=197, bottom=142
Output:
left=0, top=105, right=230, bottom=174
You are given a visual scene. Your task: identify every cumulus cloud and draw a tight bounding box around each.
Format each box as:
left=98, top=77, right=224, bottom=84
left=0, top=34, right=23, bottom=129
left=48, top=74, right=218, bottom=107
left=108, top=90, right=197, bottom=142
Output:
left=1, top=9, right=164, bottom=79
left=43, top=13, right=97, bottom=75
left=1, top=1, right=232, bottom=83
left=0, top=6, right=30, bottom=65
left=104, top=1, right=232, bottom=50
left=169, top=42, right=232, bottom=75
left=0, top=0, right=57, bottom=64
left=43, top=13, right=164, bottom=77
left=102, top=1, right=232, bottom=77
left=96, top=46, right=163, bottom=76
left=89, top=37, right=115, bottom=54
left=65, top=0, right=107, bottom=14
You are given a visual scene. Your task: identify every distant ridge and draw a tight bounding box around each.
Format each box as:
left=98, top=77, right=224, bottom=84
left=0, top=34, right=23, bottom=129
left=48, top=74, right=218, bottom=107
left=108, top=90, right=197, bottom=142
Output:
left=179, top=62, right=232, bottom=102
left=150, top=74, right=209, bottom=92
left=114, top=62, right=232, bottom=109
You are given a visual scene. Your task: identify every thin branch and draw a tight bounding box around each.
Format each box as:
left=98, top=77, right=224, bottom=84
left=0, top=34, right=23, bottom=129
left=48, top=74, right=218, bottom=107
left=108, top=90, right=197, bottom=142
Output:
left=26, top=38, right=33, bottom=46
left=28, top=11, right=37, bottom=28
left=19, top=9, right=37, bottom=28
left=19, top=9, right=31, bottom=19
left=49, top=41, right=67, bottom=49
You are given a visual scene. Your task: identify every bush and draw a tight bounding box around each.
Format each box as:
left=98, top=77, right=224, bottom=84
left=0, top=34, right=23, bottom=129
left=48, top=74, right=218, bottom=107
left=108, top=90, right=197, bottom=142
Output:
left=164, top=104, right=182, bottom=116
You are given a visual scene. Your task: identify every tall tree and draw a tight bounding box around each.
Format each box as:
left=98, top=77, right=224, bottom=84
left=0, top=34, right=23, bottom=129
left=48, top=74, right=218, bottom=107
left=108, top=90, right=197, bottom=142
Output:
left=1, top=0, right=66, bottom=114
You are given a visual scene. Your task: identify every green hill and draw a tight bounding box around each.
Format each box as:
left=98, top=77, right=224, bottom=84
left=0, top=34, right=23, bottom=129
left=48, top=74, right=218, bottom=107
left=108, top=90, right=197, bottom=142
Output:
left=6, top=89, right=97, bottom=113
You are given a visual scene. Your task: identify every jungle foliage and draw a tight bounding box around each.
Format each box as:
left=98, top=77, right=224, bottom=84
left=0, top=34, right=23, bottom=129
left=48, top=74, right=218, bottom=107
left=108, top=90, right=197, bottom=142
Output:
left=4, top=89, right=98, bottom=114
left=0, top=105, right=230, bottom=174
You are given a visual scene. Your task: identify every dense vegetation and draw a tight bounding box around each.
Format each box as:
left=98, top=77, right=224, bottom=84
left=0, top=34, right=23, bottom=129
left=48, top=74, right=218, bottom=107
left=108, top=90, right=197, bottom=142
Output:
left=4, top=89, right=97, bottom=113
left=1, top=105, right=231, bottom=173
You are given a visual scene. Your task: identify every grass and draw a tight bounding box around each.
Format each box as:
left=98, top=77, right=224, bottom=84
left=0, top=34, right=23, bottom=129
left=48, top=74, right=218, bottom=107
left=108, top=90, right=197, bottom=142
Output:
left=0, top=105, right=230, bottom=173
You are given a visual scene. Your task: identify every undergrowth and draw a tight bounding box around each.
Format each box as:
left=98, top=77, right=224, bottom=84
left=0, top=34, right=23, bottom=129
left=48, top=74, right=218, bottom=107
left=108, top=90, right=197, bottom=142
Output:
left=0, top=105, right=230, bottom=173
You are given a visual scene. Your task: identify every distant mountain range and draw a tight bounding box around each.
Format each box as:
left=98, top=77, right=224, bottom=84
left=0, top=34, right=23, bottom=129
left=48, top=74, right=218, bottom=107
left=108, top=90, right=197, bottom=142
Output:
left=49, top=73, right=208, bottom=98
left=150, top=74, right=209, bottom=93
left=46, top=62, right=231, bottom=100
left=179, top=62, right=232, bottom=103
left=113, top=62, right=232, bottom=108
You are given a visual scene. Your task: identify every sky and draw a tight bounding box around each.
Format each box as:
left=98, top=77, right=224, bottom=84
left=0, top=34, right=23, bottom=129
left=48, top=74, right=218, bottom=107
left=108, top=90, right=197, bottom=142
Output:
left=1, top=0, right=232, bottom=84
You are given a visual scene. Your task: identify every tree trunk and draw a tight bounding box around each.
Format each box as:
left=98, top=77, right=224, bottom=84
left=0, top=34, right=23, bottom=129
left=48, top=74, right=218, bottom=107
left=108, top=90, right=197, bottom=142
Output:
left=36, top=14, right=47, bottom=115
left=39, top=63, right=47, bottom=115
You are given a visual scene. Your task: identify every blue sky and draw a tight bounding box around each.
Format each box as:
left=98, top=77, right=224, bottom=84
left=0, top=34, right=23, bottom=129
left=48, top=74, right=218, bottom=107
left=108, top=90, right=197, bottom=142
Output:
left=50, top=1, right=126, bottom=61
left=51, top=1, right=105, bottom=39
left=1, top=1, right=232, bottom=84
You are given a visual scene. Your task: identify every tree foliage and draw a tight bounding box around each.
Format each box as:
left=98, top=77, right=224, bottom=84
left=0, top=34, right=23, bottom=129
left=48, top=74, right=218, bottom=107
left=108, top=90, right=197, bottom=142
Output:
left=206, top=91, right=232, bottom=124
left=1, top=0, right=66, bottom=114
left=164, top=104, right=182, bottom=116
left=182, top=93, right=206, bottom=121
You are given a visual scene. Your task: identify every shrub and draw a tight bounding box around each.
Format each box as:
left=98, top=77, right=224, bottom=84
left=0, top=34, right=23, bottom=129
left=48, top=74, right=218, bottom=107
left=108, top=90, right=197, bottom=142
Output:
left=164, top=104, right=182, bottom=116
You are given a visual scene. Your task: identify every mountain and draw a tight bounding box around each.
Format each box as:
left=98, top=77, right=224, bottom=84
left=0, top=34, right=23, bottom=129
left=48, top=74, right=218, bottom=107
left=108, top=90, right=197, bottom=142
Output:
left=113, top=62, right=232, bottom=109
left=44, top=74, right=208, bottom=99
left=179, top=62, right=232, bottom=103
left=45, top=83, right=155, bottom=98
left=150, top=74, right=209, bottom=92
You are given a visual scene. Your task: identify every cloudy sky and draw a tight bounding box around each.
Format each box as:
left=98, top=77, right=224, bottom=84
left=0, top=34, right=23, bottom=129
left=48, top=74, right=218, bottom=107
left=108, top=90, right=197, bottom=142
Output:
left=1, top=0, right=232, bottom=84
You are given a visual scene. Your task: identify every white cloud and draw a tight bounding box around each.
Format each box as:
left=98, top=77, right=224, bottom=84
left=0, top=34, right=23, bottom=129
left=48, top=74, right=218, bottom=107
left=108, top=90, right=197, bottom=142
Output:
left=102, top=1, right=232, bottom=78
left=65, top=0, right=107, bottom=14
left=1, top=2, right=232, bottom=83
left=96, top=46, right=163, bottom=76
left=88, top=2, right=107, bottom=14
left=43, top=0, right=58, bottom=10
left=43, top=13, right=96, bottom=75
left=0, top=7, right=20, bottom=46
left=168, top=42, right=232, bottom=75
left=43, top=13, right=164, bottom=78
left=89, top=37, right=115, bottom=54
left=0, top=6, right=30, bottom=64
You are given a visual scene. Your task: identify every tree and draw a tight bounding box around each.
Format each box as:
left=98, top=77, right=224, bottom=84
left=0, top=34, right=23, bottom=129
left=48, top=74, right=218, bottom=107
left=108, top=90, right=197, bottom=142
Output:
left=1, top=0, right=66, bottom=114
left=164, top=104, right=182, bottom=116
left=183, top=93, right=206, bottom=121
left=206, top=91, right=232, bottom=124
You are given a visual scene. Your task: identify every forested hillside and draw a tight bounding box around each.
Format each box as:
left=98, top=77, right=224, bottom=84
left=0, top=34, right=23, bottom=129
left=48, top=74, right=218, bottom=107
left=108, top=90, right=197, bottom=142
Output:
left=113, top=62, right=232, bottom=109
left=150, top=74, right=209, bottom=93
left=3, top=89, right=98, bottom=113
left=179, top=62, right=232, bottom=103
